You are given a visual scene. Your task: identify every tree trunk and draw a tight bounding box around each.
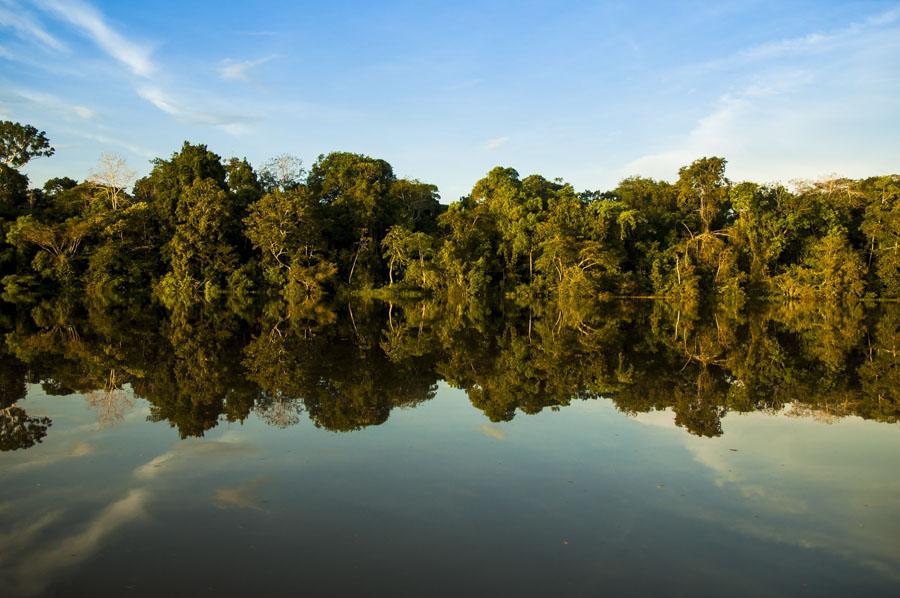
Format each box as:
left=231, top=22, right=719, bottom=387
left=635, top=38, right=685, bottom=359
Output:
left=348, top=242, right=362, bottom=284
left=420, top=252, right=426, bottom=287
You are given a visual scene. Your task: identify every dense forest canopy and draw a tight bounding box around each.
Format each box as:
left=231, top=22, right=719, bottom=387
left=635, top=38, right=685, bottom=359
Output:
left=0, top=120, right=897, bottom=449
left=0, top=120, right=897, bottom=308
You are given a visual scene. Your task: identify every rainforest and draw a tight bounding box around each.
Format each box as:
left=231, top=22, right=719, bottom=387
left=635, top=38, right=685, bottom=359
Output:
left=2, top=120, right=900, bottom=596
left=2, top=120, right=898, bottom=308
left=0, top=119, right=897, bottom=445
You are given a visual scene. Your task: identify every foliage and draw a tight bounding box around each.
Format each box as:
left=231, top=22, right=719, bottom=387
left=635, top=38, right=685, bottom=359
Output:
left=0, top=120, right=896, bottom=322
left=2, top=293, right=895, bottom=445
left=0, top=121, right=54, bottom=168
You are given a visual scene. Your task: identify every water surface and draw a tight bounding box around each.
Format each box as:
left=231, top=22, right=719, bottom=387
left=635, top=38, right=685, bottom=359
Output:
left=1, top=301, right=898, bottom=596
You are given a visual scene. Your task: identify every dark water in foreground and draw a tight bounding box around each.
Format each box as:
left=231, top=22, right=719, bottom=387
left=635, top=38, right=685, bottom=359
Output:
left=1, top=300, right=898, bottom=596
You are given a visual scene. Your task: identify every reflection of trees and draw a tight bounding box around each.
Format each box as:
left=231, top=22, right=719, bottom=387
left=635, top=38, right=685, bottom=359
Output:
left=0, top=329, right=51, bottom=450
left=135, top=304, right=257, bottom=438
left=243, top=303, right=439, bottom=432
left=0, top=344, right=28, bottom=409
left=255, top=391, right=304, bottom=429
left=851, top=306, right=899, bottom=422
left=84, top=369, right=133, bottom=428
left=0, top=406, right=51, bottom=451
left=1, top=294, right=897, bottom=448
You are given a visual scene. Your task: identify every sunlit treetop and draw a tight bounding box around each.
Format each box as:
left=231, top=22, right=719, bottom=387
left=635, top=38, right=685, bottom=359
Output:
left=0, top=121, right=55, bottom=169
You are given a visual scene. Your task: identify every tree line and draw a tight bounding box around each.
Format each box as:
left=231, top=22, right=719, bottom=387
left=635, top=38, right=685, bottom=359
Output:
left=1, top=120, right=897, bottom=314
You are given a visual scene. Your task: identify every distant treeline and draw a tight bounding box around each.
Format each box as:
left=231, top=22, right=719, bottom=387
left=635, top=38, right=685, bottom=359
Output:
left=1, top=120, right=897, bottom=312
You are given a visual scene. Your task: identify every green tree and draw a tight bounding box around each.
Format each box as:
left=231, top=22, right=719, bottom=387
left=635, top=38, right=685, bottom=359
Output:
left=158, top=179, right=241, bottom=306
left=245, top=186, right=336, bottom=313
left=381, top=224, right=437, bottom=288
left=134, top=142, right=228, bottom=238
left=0, top=121, right=54, bottom=168
left=860, top=176, right=900, bottom=296
left=676, top=156, right=730, bottom=234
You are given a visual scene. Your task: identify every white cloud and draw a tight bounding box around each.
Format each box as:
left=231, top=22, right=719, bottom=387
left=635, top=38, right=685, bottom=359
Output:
left=2, top=489, right=149, bottom=595
left=217, top=55, right=277, bottom=82
left=36, top=0, right=155, bottom=76
left=676, top=6, right=900, bottom=79
left=621, top=93, right=750, bottom=179
left=624, top=76, right=897, bottom=183
left=133, top=433, right=258, bottom=480
left=29, top=0, right=268, bottom=138
left=750, top=5, right=900, bottom=60
left=0, top=1, right=66, bottom=51
left=478, top=424, right=507, bottom=440
left=0, top=41, right=89, bottom=77
left=212, top=476, right=270, bottom=510
left=0, top=510, right=62, bottom=555
left=217, top=122, right=253, bottom=136
left=740, top=32, right=833, bottom=61
left=682, top=412, right=900, bottom=582
left=11, top=87, right=95, bottom=119
left=621, top=4, right=900, bottom=185
left=136, top=85, right=180, bottom=115
left=61, top=127, right=158, bottom=158
left=484, top=136, right=509, bottom=150
left=866, top=5, right=900, bottom=26
left=136, top=85, right=260, bottom=133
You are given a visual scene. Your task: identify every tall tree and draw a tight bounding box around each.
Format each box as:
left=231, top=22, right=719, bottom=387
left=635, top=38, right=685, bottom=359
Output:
left=88, top=153, right=136, bottom=211
left=676, top=157, right=730, bottom=234
left=0, top=121, right=54, bottom=168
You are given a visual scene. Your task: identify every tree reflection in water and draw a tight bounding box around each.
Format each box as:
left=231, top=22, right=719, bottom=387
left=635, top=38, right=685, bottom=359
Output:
left=1, top=295, right=897, bottom=448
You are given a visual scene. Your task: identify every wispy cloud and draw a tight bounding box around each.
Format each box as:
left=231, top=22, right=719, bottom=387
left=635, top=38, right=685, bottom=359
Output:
left=624, top=3, right=900, bottom=185
left=133, top=433, right=258, bottom=480
left=0, top=41, right=89, bottom=77
left=741, top=5, right=900, bottom=61
left=217, top=55, right=278, bottom=83
left=2, top=489, right=149, bottom=596
left=0, top=437, right=96, bottom=475
left=484, top=136, right=509, bottom=150
left=136, top=85, right=261, bottom=133
left=649, top=409, right=900, bottom=583
left=622, top=75, right=798, bottom=179
left=679, top=4, right=900, bottom=77
left=478, top=424, right=507, bottom=440
left=135, top=85, right=179, bottom=115
left=61, top=127, right=158, bottom=159
left=0, top=510, right=62, bottom=556
left=11, top=87, right=95, bottom=119
left=145, top=91, right=259, bottom=133
left=36, top=0, right=155, bottom=76
left=6, top=0, right=282, bottom=145
left=212, top=476, right=270, bottom=510
left=621, top=83, right=797, bottom=182
left=0, top=0, right=66, bottom=51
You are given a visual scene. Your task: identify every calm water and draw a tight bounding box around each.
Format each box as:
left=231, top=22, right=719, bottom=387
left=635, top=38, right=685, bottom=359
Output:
left=1, top=301, right=898, bottom=596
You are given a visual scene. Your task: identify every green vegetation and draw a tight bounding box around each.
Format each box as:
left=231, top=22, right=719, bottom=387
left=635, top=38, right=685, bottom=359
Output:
left=1, top=121, right=897, bottom=308
left=0, top=292, right=896, bottom=447
left=0, top=120, right=897, bottom=449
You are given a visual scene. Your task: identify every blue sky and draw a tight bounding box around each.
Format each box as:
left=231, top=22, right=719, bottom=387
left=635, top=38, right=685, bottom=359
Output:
left=1, top=0, right=899, bottom=201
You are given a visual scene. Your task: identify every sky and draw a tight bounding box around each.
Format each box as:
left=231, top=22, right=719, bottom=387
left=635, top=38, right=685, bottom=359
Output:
left=1, top=0, right=899, bottom=202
